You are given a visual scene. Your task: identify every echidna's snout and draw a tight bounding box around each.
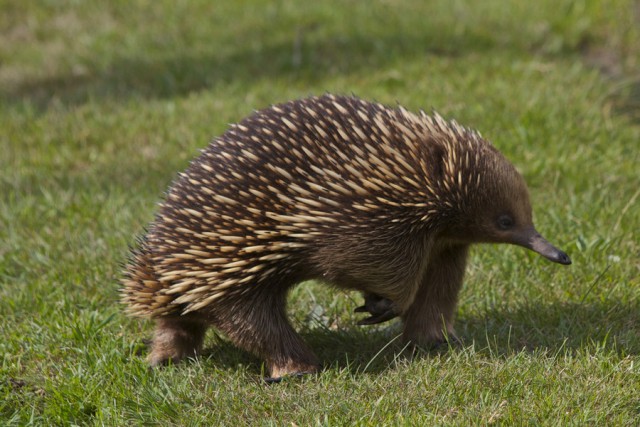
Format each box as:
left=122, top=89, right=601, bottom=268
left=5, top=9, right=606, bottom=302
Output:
left=516, top=227, right=572, bottom=265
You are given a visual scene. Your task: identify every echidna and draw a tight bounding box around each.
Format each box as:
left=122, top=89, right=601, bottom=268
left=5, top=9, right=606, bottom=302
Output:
left=122, top=94, right=571, bottom=380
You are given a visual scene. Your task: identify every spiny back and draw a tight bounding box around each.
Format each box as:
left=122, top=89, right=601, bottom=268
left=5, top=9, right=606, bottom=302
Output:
left=122, top=94, right=499, bottom=317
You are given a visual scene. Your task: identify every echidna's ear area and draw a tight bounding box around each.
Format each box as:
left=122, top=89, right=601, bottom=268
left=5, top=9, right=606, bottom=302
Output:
left=425, top=142, right=447, bottom=183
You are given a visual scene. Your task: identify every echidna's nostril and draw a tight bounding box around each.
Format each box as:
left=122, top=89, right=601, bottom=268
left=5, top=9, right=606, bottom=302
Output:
left=559, top=252, right=572, bottom=265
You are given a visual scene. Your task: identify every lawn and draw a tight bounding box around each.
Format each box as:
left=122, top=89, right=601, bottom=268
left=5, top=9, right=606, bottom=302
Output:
left=1, top=0, right=639, bottom=424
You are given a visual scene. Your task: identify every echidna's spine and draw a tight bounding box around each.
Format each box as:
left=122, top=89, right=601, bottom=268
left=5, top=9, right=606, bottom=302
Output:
left=121, top=94, right=487, bottom=318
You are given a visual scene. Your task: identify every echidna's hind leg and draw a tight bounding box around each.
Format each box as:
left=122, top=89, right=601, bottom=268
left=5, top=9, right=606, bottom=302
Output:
left=215, top=288, right=320, bottom=381
left=402, top=244, right=469, bottom=348
left=148, top=317, right=208, bottom=366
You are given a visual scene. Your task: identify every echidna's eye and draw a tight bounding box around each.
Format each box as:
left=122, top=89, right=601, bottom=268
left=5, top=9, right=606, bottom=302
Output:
left=497, top=215, right=515, bottom=230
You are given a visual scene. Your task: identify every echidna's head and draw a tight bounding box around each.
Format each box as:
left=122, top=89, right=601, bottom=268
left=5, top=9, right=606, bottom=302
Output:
left=442, top=145, right=571, bottom=265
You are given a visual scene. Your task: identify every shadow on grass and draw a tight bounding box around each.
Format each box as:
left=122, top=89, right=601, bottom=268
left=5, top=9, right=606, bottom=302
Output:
left=192, top=298, right=639, bottom=377
left=197, top=326, right=406, bottom=378
left=611, top=78, right=640, bottom=124
left=459, top=299, right=640, bottom=355
left=4, top=25, right=500, bottom=111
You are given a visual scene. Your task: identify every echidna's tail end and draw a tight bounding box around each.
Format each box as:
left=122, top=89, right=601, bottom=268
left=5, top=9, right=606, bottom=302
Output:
left=120, top=238, right=163, bottom=318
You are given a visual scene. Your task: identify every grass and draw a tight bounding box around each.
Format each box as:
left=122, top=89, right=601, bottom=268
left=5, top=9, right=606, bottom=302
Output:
left=1, top=0, right=639, bottom=424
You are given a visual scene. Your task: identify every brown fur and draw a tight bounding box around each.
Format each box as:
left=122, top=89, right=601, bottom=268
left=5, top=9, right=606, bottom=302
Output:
left=121, top=94, right=570, bottom=379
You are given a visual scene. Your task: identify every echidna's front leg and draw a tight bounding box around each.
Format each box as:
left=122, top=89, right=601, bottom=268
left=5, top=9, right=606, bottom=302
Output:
left=148, top=317, right=208, bottom=366
left=401, top=244, right=469, bottom=348
left=216, top=290, right=320, bottom=381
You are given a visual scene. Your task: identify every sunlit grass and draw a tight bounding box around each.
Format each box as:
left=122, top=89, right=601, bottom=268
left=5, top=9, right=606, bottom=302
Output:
left=1, top=0, right=639, bottom=424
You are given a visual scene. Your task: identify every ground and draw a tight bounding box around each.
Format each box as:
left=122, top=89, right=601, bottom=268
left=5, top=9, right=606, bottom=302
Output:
left=1, top=0, right=639, bottom=424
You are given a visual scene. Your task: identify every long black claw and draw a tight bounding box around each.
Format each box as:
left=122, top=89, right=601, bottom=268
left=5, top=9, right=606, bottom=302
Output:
left=354, top=293, right=399, bottom=325
left=357, top=309, right=398, bottom=325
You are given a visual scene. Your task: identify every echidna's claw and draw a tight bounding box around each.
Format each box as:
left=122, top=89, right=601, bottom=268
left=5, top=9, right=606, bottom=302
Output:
left=357, top=309, right=398, bottom=325
left=355, top=293, right=399, bottom=325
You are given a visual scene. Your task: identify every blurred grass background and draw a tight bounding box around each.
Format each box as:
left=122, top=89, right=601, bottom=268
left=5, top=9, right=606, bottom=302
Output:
left=1, top=0, right=639, bottom=424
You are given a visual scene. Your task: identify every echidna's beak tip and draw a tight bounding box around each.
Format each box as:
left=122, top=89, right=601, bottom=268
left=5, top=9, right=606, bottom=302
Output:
left=525, top=229, right=572, bottom=265
left=544, top=248, right=572, bottom=265
left=557, top=251, right=572, bottom=265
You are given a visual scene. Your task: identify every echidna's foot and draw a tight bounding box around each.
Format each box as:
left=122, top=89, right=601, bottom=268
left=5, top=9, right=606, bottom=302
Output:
left=355, top=293, right=398, bottom=325
left=267, top=359, right=320, bottom=382
left=264, top=370, right=318, bottom=384
left=427, top=334, right=462, bottom=351
left=147, top=318, right=208, bottom=366
left=404, top=332, right=462, bottom=352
